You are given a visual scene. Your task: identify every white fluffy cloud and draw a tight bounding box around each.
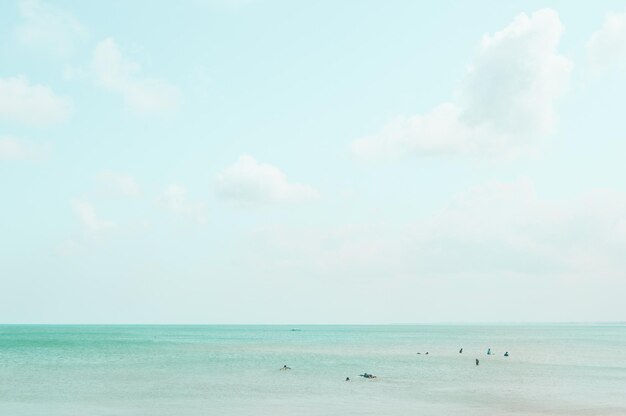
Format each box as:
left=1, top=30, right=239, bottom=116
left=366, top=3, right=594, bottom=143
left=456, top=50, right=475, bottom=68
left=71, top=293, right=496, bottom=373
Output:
left=352, top=9, right=571, bottom=159
left=92, top=38, right=180, bottom=114
left=587, top=11, right=626, bottom=71
left=159, top=184, right=208, bottom=224
left=0, top=76, right=72, bottom=125
left=15, top=0, right=88, bottom=57
left=71, top=199, right=115, bottom=234
left=215, top=155, right=320, bottom=204
left=97, top=171, right=141, bottom=197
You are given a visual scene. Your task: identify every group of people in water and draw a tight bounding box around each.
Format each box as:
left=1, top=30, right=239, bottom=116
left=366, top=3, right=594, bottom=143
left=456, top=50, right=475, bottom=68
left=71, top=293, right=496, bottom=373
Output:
left=462, top=347, right=509, bottom=366
left=280, top=347, right=510, bottom=378
left=483, top=347, right=509, bottom=357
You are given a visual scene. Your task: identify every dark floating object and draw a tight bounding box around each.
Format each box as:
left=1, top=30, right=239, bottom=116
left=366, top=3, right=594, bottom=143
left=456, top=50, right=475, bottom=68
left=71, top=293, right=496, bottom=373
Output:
left=459, top=348, right=463, bottom=353
left=281, top=365, right=291, bottom=370
left=359, top=373, right=377, bottom=379
left=504, top=352, right=509, bottom=357
left=476, top=359, right=480, bottom=366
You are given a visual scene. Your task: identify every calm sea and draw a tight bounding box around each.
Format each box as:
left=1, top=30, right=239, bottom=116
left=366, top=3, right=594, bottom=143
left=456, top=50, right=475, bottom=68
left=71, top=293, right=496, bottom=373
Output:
left=1, top=325, right=625, bottom=415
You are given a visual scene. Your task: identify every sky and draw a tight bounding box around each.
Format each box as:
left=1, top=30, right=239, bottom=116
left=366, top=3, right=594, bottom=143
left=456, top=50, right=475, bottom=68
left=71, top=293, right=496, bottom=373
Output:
left=1, top=0, right=626, bottom=324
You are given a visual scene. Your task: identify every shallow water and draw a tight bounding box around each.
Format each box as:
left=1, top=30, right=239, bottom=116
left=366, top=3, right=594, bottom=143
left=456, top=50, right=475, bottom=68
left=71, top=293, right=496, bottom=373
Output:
left=1, top=325, right=625, bottom=415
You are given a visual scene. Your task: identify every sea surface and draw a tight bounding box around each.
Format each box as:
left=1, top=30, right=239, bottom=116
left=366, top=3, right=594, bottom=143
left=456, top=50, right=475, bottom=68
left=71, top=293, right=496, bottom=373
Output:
left=1, top=325, right=625, bottom=415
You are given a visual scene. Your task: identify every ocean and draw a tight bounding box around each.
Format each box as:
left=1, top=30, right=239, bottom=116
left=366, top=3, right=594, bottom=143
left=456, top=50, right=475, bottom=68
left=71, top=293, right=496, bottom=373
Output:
left=1, top=325, right=624, bottom=415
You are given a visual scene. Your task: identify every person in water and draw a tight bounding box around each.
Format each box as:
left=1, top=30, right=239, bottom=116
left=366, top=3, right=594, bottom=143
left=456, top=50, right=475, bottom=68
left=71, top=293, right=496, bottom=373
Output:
left=281, top=365, right=291, bottom=370
left=345, top=377, right=350, bottom=381
left=504, top=352, right=509, bottom=357
left=475, top=359, right=479, bottom=366
left=487, top=348, right=491, bottom=355
left=459, top=348, right=463, bottom=354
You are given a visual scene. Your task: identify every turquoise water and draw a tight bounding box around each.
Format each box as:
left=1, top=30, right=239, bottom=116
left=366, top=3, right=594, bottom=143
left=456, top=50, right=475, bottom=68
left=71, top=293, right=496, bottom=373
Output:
left=1, top=325, right=625, bottom=415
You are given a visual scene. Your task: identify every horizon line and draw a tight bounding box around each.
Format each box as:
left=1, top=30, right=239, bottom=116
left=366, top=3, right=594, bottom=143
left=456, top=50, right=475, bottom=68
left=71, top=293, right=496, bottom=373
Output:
left=1, top=321, right=624, bottom=326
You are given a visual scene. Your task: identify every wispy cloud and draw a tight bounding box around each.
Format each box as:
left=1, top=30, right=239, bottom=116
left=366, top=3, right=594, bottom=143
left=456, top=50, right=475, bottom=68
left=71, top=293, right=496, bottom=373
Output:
left=15, top=0, right=88, bottom=57
left=0, top=136, right=44, bottom=161
left=97, top=171, right=141, bottom=197
left=247, top=178, right=626, bottom=282
left=159, top=184, right=208, bottom=224
left=71, top=199, right=115, bottom=235
left=0, top=75, right=72, bottom=125
left=92, top=38, right=181, bottom=114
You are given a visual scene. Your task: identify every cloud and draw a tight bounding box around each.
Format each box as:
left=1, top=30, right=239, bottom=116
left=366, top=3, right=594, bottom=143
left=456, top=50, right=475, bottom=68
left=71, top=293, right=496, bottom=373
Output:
left=239, top=182, right=626, bottom=322
left=92, top=38, right=180, bottom=114
left=71, top=199, right=115, bottom=234
left=352, top=9, right=571, bottom=159
left=412, top=180, right=626, bottom=279
left=0, top=137, right=35, bottom=161
left=0, top=75, right=72, bottom=125
left=97, top=171, right=141, bottom=197
left=587, top=11, right=626, bottom=71
left=215, top=155, right=320, bottom=204
left=245, top=178, right=626, bottom=283
left=159, top=184, right=208, bottom=224
left=14, top=0, right=88, bottom=57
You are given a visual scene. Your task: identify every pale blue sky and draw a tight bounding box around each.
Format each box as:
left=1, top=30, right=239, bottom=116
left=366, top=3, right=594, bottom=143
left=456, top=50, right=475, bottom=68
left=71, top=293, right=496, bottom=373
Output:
left=1, top=0, right=626, bottom=323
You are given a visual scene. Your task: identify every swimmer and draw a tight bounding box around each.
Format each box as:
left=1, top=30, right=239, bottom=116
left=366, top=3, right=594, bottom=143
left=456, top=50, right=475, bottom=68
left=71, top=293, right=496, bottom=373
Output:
left=504, top=352, right=509, bottom=357
left=487, top=348, right=491, bottom=355
left=476, top=358, right=479, bottom=366
left=459, top=348, right=463, bottom=354
left=281, top=365, right=291, bottom=370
